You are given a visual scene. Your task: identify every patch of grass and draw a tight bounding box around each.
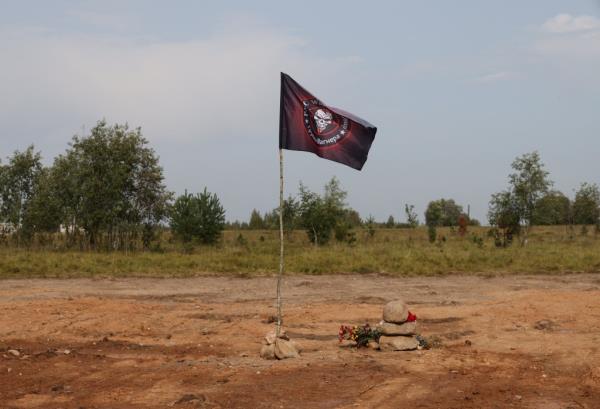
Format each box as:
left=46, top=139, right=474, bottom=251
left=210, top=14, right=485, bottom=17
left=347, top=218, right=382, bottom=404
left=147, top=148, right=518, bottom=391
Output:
left=1, top=226, right=600, bottom=278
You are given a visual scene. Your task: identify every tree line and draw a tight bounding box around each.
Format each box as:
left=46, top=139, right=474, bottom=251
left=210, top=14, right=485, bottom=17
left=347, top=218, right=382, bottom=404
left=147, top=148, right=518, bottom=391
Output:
left=236, top=152, right=599, bottom=247
left=1, top=121, right=599, bottom=250
left=487, top=152, right=599, bottom=246
left=0, top=122, right=173, bottom=249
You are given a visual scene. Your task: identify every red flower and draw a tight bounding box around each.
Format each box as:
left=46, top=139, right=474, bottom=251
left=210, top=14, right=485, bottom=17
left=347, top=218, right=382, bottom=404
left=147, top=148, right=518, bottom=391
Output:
left=406, top=311, right=417, bottom=322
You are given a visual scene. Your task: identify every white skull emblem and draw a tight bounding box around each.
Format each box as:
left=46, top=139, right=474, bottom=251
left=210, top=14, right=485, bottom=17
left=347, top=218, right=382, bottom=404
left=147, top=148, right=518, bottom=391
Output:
left=314, top=109, right=333, bottom=133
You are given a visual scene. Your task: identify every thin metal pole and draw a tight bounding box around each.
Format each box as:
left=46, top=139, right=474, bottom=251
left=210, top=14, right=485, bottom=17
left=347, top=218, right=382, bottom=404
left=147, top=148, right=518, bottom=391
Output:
left=276, top=148, right=284, bottom=336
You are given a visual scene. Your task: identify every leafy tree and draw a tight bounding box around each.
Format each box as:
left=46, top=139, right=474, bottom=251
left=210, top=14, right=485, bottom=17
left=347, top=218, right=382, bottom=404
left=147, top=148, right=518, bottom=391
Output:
left=21, top=168, right=63, bottom=235
left=488, top=190, right=520, bottom=246
left=170, top=188, right=225, bottom=244
left=489, top=151, right=552, bottom=244
left=281, top=196, right=299, bottom=232
left=169, top=192, right=196, bottom=243
left=0, top=146, right=43, bottom=231
left=0, top=146, right=46, bottom=245
left=404, top=204, right=419, bottom=228
left=425, top=199, right=463, bottom=227
left=298, top=185, right=335, bottom=245
left=298, top=177, right=347, bottom=245
left=531, top=191, right=571, bottom=225
left=424, top=201, right=443, bottom=243
left=572, top=183, right=600, bottom=225
left=425, top=201, right=442, bottom=228
left=508, top=151, right=552, bottom=229
left=324, top=177, right=346, bottom=204
left=260, top=196, right=300, bottom=232
left=51, top=121, right=172, bottom=248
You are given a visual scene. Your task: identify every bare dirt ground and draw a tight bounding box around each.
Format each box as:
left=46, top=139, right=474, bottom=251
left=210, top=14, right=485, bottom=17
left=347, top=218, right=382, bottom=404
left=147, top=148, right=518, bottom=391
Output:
left=1, top=273, right=600, bottom=409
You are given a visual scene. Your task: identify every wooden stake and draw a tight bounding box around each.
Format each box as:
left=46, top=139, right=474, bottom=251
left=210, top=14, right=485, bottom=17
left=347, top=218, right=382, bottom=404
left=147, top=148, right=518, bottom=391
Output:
left=276, top=148, right=284, bottom=336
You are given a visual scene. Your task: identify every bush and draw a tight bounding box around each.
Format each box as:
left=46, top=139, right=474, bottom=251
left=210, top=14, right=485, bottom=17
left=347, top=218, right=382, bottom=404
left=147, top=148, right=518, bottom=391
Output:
left=573, top=183, right=600, bottom=225
left=425, top=199, right=463, bottom=227
left=170, top=188, right=225, bottom=245
left=298, top=178, right=347, bottom=245
left=364, top=215, right=376, bottom=239
left=488, top=190, right=521, bottom=246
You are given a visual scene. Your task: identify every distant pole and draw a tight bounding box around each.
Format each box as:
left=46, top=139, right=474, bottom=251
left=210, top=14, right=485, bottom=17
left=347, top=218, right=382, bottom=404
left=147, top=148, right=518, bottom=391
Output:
left=276, top=148, right=284, bottom=336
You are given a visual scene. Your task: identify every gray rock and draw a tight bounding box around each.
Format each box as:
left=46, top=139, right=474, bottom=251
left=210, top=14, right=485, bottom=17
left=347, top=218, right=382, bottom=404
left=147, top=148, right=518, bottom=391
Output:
left=274, top=338, right=299, bottom=359
left=377, top=321, right=417, bottom=336
left=379, top=335, right=419, bottom=351
left=382, top=300, right=409, bottom=324
left=7, top=349, right=20, bottom=357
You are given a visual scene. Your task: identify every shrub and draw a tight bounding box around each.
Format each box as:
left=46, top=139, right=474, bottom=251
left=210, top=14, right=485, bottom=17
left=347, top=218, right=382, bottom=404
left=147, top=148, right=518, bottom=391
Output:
left=170, top=188, right=225, bottom=245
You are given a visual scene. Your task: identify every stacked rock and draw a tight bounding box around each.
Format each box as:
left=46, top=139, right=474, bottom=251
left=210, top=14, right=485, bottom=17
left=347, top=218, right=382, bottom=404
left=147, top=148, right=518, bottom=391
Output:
left=260, top=330, right=301, bottom=360
left=376, top=300, right=419, bottom=351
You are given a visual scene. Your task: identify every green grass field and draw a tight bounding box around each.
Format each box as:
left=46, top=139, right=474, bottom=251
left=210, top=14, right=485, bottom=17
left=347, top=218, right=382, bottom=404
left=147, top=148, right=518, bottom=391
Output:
left=1, top=226, right=600, bottom=278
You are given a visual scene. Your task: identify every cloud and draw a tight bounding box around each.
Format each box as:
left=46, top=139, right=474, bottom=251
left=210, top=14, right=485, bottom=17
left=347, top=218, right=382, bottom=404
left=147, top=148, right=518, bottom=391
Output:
left=542, top=13, right=600, bottom=33
left=472, top=71, right=519, bottom=84
left=534, top=13, right=600, bottom=61
left=0, top=23, right=359, bottom=147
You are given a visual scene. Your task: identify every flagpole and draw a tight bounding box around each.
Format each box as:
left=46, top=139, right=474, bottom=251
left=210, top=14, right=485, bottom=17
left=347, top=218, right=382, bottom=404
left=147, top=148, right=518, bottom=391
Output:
left=276, top=148, right=284, bottom=336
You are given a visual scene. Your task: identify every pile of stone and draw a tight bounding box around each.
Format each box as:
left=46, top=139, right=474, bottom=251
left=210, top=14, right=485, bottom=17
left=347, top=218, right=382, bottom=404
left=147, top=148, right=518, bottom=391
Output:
left=260, top=330, right=301, bottom=360
left=376, top=300, right=419, bottom=351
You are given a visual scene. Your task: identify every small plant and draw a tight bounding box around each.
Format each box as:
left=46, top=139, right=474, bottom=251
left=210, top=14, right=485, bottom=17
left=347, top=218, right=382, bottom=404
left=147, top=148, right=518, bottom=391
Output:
left=346, top=231, right=357, bottom=246
left=235, top=233, right=248, bottom=248
left=471, top=234, right=484, bottom=248
left=420, top=334, right=443, bottom=349
left=404, top=204, right=419, bottom=228
left=364, top=215, right=376, bottom=239
left=338, top=323, right=381, bottom=347
left=334, top=221, right=355, bottom=243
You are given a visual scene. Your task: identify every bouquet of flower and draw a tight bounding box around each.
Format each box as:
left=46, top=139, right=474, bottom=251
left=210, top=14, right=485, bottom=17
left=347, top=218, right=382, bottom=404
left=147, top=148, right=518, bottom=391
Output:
left=338, top=323, right=381, bottom=347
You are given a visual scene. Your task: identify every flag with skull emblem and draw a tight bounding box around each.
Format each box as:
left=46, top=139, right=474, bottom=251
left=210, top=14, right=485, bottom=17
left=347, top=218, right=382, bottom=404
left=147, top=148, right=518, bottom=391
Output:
left=279, top=72, right=377, bottom=170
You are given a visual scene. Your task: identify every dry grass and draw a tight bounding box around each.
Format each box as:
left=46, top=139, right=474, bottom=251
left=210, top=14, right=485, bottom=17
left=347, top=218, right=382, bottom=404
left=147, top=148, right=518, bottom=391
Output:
left=1, top=226, right=600, bottom=278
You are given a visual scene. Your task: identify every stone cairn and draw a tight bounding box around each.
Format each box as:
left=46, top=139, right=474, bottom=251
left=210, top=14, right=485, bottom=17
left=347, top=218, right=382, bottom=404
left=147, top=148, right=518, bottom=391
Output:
left=375, top=300, right=419, bottom=351
left=260, top=330, right=301, bottom=360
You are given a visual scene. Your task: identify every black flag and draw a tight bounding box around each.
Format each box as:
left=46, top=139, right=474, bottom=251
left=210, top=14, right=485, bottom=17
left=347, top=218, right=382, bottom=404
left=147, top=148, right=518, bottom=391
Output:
left=279, top=73, right=377, bottom=170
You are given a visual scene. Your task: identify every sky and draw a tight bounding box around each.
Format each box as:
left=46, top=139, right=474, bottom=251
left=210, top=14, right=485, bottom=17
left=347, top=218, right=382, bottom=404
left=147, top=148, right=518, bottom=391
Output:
left=1, top=1, right=599, bottom=224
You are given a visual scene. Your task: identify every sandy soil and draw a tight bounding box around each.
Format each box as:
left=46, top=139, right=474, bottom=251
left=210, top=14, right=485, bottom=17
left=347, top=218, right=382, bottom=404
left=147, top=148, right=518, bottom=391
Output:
left=1, top=273, right=600, bottom=408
